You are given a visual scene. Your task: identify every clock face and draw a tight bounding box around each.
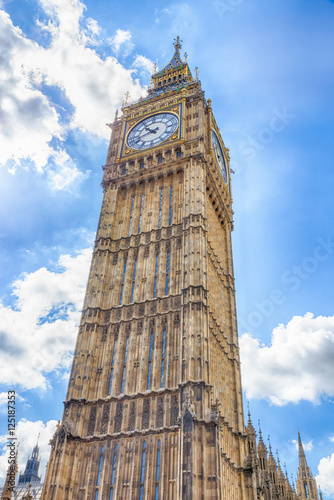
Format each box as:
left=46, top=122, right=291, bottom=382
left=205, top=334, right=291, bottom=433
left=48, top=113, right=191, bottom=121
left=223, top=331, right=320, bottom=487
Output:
left=127, top=113, right=179, bottom=150
left=212, top=130, right=227, bottom=183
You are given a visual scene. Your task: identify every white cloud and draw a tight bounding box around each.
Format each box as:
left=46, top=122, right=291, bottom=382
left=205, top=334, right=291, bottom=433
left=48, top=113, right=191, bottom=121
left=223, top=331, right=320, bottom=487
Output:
left=316, top=453, right=334, bottom=497
left=133, top=55, right=154, bottom=74
left=0, top=11, right=63, bottom=172
left=0, top=0, right=145, bottom=187
left=0, top=418, right=57, bottom=484
left=240, top=313, right=334, bottom=405
left=46, top=151, right=91, bottom=191
left=330, top=436, right=334, bottom=443
left=0, top=248, right=92, bottom=390
left=110, top=28, right=133, bottom=55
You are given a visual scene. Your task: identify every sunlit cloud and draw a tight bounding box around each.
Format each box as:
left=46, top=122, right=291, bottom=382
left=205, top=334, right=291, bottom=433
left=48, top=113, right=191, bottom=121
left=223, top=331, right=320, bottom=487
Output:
left=240, top=313, right=334, bottom=405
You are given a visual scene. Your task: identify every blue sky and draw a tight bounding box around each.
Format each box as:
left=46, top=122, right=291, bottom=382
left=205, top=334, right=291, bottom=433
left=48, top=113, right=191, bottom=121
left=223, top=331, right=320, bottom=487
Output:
left=0, top=0, right=333, bottom=495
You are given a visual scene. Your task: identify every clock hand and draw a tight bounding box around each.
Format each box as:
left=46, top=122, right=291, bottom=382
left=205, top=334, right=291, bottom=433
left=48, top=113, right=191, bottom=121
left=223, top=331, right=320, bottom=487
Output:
left=137, top=126, right=159, bottom=140
left=145, top=126, right=159, bottom=134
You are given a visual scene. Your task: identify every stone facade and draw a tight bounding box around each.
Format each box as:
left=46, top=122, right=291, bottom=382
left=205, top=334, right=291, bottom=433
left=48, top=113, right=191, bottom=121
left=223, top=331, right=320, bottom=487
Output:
left=40, top=39, right=320, bottom=500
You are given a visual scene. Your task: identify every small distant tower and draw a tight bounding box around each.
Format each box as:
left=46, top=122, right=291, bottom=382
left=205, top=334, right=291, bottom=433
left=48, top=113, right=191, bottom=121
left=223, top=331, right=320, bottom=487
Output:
left=296, top=431, right=319, bottom=500
left=18, top=440, right=41, bottom=485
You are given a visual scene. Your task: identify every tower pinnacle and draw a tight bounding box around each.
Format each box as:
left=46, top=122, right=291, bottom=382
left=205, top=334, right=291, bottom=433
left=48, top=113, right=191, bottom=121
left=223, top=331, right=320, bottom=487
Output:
left=173, top=35, right=182, bottom=51
left=296, top=432, right=318, bottom=500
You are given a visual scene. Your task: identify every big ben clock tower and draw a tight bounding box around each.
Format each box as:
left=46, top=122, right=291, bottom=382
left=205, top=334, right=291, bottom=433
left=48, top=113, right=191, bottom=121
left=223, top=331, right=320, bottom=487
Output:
left=42, top=38, right=261, bottom=500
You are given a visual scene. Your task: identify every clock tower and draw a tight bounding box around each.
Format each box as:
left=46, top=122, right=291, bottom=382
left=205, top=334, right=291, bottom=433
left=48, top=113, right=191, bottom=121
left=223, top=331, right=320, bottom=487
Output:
left=42, top=38, right=305, bottom=500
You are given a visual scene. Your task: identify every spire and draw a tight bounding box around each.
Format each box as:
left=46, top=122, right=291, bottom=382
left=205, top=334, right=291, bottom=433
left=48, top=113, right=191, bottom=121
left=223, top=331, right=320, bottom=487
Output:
left=277, top=452, right=286, bottom=491
left=245, top=406, right=257, bottom=464
left=18, top=438, right=41, bottom=485
left=298, top=430, right=307, bottom=465
left=296, top=431, right=319, bottom=500
left=246, top=405, right=256, bottom=437
left=155, top=37, right=184, bottom=72
left=257, top=423, right=267, bottom=453
left=147, top=37, right=195, bottom=99
left=257, top=423, right=268, bottom=472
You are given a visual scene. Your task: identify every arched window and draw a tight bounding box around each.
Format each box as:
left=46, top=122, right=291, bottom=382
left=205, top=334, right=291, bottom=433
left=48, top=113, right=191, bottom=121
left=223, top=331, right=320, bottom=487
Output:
left=119, top=258, right=127, bottom=305
left=138, top=194, right=144, bottom=232
left=147, top=328, right=154, bottom=390
left=165, top=250, right=170, bottom=295
left=109, top=444, right=118, bottom=500
left=128, top=195, right=135, bottom=235
left=155, top=440, right=161, bottom=499
left=95, top=445, right=104, bottom=498
left=161, top=327, right=166, bottom=388
left=130, top=256, right=137, bottom=303
left=168, top=185, right=173, bottom=224
left=108, top=336, right=118, bottom=395
left=121, top=334, right=130, bottom=393
left=139, top=441, right=147, bottom=500
left=153, top=253, right=159, bottom=298
left=158, top=188, right=163, bottom=228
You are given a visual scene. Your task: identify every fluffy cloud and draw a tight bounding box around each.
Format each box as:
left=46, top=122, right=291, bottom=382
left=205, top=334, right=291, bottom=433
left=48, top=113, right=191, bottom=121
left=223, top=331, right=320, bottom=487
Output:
left=0, top=11, right=62, bottom=172
left=0, top=248, right=92, bottom=390
left=110, top=29, right=133, bottom=55
left=133, top=55, right=155, bottom=75
left=240, top=313, right=334, bottom=405
left=0, top=418, right=57, bottom=484
left=316, top=453, right=334, bottom=497
left=0, top=0, right=148, bottom=187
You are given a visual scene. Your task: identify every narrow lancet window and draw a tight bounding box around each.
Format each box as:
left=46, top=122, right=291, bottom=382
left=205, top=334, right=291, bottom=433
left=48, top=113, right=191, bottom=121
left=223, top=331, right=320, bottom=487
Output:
left=121, top=334, right=129, bottom=393
left=139, top=441, right=147, bottom=500
left=138, top=194, right=144, bottom=233
left=153, top=253, right=159, bottom=298
left=160, top=327, right=166, bottom=388
left=128, top=195, right=135, bottom=236
left=108, top=336, right=118, bottom=395
left=168, top=185, right=173, bottom=225
left=119, top=258, right=127, bottom=305
left=165, top=250, right=170, bottom=295
left=130, top=257, right=137, bottom=303
left=96, top=445, right=104, bottom=488
left=155, top=440, right=161, bottom=500
left=109, top=444, right=118, bottom=500
left=158, top=188, right=163, bottom=228
left=147, top=328, right=154, bottom=390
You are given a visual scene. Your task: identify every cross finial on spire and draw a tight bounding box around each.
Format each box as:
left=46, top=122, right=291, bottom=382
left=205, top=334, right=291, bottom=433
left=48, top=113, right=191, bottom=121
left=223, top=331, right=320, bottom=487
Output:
left=195, top=66, right=199, bottom=81
left=173, top=36, right=182, bottom=51
left=184, top=52, right=188, bottom=63
left=123, top=91, right=130, bottom=106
